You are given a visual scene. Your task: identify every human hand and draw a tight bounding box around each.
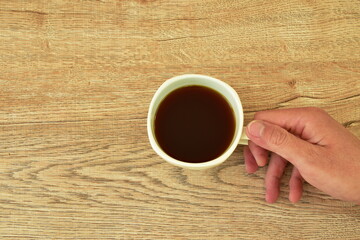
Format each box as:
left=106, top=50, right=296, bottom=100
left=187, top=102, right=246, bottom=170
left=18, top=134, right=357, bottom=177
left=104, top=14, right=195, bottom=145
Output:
left=244, top=107, right=360, bottom=204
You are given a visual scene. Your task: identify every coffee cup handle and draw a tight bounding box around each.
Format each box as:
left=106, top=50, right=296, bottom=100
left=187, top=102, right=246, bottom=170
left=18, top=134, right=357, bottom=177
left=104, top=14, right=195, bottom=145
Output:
left=239, top=127, right=249, bottom=145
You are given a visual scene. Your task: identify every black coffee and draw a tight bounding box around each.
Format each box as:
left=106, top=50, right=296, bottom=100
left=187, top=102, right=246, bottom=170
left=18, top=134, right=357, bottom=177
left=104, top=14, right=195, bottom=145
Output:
left=154, top=86, right=235, bottom=163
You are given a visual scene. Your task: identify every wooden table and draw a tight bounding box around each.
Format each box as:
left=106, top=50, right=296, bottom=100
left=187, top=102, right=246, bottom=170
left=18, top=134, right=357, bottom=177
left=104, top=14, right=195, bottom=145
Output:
left=1, top=0, right=359, bottom=239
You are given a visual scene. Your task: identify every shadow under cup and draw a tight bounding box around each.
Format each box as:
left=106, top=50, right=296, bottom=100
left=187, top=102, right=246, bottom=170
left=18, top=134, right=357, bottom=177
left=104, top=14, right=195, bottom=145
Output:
left=147, top=74, right=245, bottom=170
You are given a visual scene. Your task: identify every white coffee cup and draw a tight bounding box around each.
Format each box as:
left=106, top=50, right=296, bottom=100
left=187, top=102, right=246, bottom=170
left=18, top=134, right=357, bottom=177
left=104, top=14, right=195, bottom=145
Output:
left=147, top=74, right=248, bottom=170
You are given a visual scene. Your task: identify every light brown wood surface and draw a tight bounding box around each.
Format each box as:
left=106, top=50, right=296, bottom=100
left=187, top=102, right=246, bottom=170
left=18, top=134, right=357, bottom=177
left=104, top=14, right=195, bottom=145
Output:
left=1, top=0, right=360, bottom=239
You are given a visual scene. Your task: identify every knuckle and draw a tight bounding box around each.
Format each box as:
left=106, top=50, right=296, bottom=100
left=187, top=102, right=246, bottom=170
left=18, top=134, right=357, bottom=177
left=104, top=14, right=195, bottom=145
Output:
left=268, top=127, right=289, bottom=146
left=254, top=111, right=262, bottom=120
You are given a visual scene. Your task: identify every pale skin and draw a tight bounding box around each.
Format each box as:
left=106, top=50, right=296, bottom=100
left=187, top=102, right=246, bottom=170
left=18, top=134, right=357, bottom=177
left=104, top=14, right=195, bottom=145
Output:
left=244, top=107, right=360, bottom=204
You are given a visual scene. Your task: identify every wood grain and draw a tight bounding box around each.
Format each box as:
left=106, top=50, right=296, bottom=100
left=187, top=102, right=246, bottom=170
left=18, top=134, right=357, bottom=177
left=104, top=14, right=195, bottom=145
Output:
left=0, top=0, right=359, bottom=239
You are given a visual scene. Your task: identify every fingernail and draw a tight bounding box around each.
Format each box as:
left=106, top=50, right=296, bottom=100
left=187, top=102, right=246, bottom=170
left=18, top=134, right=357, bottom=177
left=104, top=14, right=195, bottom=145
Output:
left=248, top=120, right=265, bottom=137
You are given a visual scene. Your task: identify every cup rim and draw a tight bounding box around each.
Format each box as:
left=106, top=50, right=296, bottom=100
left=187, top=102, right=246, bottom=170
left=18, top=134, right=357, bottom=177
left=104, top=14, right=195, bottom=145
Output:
left=147, top=74, right=244, bottom=169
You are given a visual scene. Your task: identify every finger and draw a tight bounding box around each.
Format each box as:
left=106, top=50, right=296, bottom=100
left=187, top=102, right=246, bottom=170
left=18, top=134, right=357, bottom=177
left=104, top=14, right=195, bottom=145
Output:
left=246, top=120, right=317, bottom=168
left=289, top=167, right=304, bottom=203
left=254, top=107, right=332, bottom=142
left=243, top=145, right=258, bottom=173
left=254, top=108, right=307, bottom=132
left=265, top=153, right=288, bottom=203
left=248, top=141, right=269, bottom=167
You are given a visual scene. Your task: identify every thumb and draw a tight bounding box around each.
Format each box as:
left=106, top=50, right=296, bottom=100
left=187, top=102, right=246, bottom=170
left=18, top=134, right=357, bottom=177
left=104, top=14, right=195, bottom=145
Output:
left=246, top=120, right=316, bottom=166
